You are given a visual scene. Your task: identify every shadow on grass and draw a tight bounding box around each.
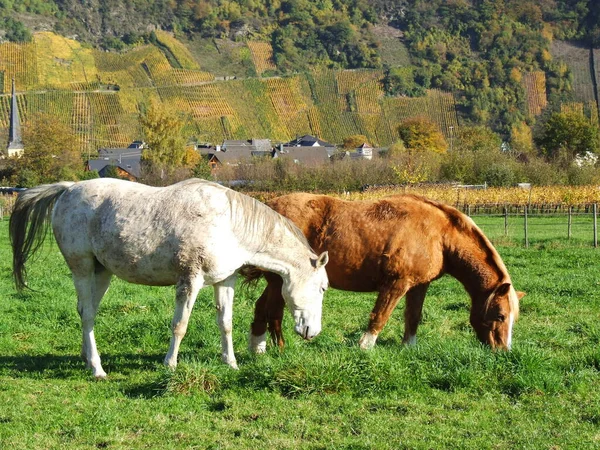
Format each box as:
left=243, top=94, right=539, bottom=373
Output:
left=0, top=353, right=164, bottom=379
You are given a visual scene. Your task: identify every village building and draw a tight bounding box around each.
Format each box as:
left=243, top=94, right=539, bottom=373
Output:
left=282, top=134, right=337, bottom=157
left=272, top=145, right=330, bottom=166
left=208, top=139, right=273, bottom=171
left=86, top=142, right=145, bottom=180
left=333, top=142, right=375, bottom=161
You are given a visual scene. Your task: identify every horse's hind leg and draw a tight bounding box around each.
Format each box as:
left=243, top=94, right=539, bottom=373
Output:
left=402, top=283, right=429, bottom=346
left=164, top=276, right=203, bottom=370
left=359, top=281, right=409, bottom=350
left=73, top=261, right=112, bottom=379
left=214, top=274, right=238, bottom=369
left=79, top=266, right=112, bottom=364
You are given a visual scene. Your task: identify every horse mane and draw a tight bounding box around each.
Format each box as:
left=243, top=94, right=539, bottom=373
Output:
left=224, top=188, right=312, bottom=251
left=400, top=194, right=507, bottom=272
left=185, top=179, right=312, bottom=252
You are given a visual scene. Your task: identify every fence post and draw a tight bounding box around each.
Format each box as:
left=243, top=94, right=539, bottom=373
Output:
left=467, top=204, right=471, bottom=216
left=504, top=206, right=508, bottom=237
left=594, top=204, right=598, bottom=248
left=568, top=206, right=572, bottom=240
left=524, top=205, right=529, bottom=248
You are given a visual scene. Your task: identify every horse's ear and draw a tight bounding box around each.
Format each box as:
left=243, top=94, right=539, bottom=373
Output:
left=313, top=251, right=329, bottom=269
left=516, top=291, right=526, bottom=301
left=496, top=282, right=511, bottom=297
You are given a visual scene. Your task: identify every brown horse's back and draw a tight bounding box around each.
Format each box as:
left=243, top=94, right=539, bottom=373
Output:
left=268, top=193, right=450, bottom=292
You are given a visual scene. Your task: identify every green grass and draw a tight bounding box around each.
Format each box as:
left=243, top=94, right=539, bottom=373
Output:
left=0, top=219, right=599, bottom=448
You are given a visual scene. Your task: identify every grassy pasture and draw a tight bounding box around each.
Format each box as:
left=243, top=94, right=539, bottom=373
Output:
left=0, top=218, right=599, bottom=449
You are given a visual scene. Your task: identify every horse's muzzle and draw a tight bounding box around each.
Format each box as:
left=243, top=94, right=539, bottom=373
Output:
left=293, top=316, right=321, bottom=340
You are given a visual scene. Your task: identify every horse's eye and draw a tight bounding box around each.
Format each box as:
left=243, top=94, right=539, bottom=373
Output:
left=496, top=314, right=506, bottom=322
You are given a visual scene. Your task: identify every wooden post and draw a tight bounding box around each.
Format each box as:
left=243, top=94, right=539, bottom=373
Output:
left=504, top=206, right=508, bottom=237
left=594, top=204, right=598, bottom=248
left=467, top=204, right=471, bottom=216
left=524, top=205, right=529, bottom=248
left=568, top=206, right=572, bottom=240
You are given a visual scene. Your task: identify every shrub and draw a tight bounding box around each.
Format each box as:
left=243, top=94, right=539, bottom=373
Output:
left=567, top=165, right=600, bottom=186
left=481, top=163, right=517, bottom=187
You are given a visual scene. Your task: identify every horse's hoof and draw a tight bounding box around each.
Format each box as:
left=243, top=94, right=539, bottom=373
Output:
left=250, top=345, right=266, bottom=354
left=163, top=358, right=177, bottom=371
left=225, top=360, right=239, bottom=370
left=358, top=332, right=377, bottom=350
left=222, top=354, right=239, bottom=369
left=248, top=332, right=267, bottom=354
left=93, top=370, right=107, bottom=380
left=402, top=335, right=417, bottom=346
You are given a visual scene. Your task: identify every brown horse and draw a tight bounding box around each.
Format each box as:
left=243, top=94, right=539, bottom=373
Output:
left=248, top=193, right=524, bottom=353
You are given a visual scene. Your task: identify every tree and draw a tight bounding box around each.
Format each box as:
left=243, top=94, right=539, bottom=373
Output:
left=383, top=66, right=425, bottom=97
left=342, top=134, right=369, bottom=149
left=455, top=125, right=502, bottom=154
left=397, top=117, right=447, bottom=154
left=536, top=111, right=600, bottom=161
left=385, top=140, right=407, bottom=158
left=439, top=125, right=507, bottom=184
left=140, top=99, right=187, bottom=176
left=2, top=17, right=32, bottom=43
left=15, top=113, right=83, bottom=186
left=510, top=121, right=535, bottom=157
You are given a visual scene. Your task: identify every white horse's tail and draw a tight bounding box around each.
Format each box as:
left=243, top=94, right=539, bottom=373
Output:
left=10, top=182, right=75, bottom=291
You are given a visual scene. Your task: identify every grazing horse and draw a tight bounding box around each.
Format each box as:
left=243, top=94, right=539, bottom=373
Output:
left=10, top=178, right=329, bottom=378
left=248, top=193, right=524, bottom=353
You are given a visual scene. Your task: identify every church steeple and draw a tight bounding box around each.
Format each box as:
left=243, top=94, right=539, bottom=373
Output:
left=7, top=78, right=24, bottom=157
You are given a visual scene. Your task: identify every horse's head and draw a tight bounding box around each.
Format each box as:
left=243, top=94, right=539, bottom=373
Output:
left=281, top=251, right=329, bottom=340
left=470, top=282, right=525, bottom=350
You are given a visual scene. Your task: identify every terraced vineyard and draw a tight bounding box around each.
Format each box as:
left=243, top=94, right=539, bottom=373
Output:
left=561, top=102, right=585, bottom=115
left=154, top=30, right=201, bottom=71
left=381, top=89, right=459, bottom=140
left=0, top=32, right=464, bottom=150
left=551, top=41, right=597, bottom=104
left=247, top=41, right=276, bottom=75
left=522, top=71, right=547, bottom=116
left=0, top=41, right=38, bottom=92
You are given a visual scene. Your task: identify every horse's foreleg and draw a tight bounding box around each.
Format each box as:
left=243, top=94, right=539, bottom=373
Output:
left=214, top=274, right=238, bottom=369
left=402, top=283, right=429, bottom=346
left=73, top=264, right=112, bottom=379
left=265, top=275, right=285, bottom=349
left=359, top=281, right=409, bottom=350
left=249, top=274, right=285, bottom=353
left=267, top=296, right=285, bottom=350
left=164, top=277, right=202, bottom=370
left=249, top=288, right=269, bottom=354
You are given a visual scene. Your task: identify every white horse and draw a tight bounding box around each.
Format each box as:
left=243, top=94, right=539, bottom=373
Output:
left=10, top=178, right=329, bottom=378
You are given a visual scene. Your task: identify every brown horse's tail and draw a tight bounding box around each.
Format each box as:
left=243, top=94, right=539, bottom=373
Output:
left=238, top=265, right=266, bottom=289
left=9, top=182, right=75, bottom=291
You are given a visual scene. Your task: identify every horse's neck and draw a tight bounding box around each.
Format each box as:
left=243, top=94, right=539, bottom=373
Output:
left=445, top=229, right=506, bottom=298
left=246, top=226, right=310, bottom=278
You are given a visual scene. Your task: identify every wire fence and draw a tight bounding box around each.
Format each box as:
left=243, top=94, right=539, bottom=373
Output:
left=457, top=204, right=598, bottom=247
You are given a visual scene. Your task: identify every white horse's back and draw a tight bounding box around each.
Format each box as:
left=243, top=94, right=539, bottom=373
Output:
left=52, top=178, right=249, bottom=286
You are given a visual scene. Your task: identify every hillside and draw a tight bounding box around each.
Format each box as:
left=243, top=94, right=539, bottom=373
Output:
left=0, top=1, right=599, bottom=152
left=0, top=32, right=460, bottom=152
